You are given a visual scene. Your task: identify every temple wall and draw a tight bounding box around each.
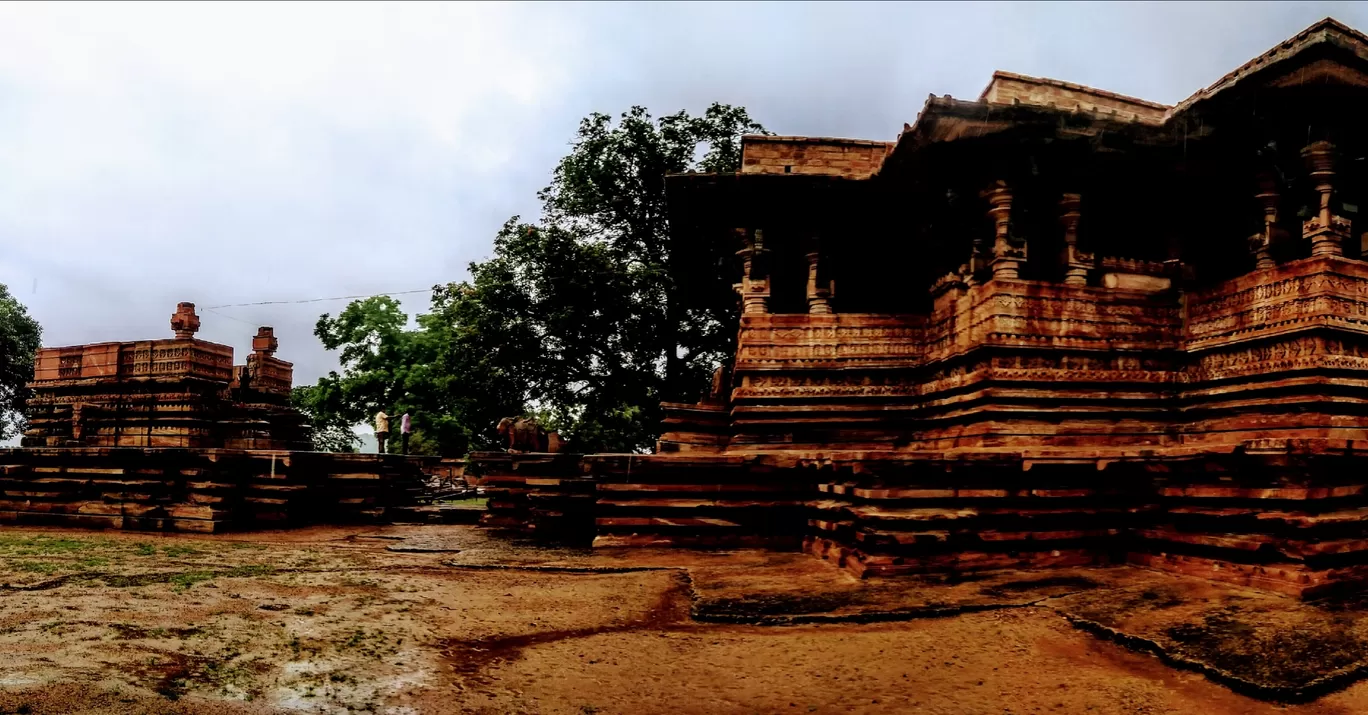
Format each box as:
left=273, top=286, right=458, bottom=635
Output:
left=740, top=136, right=892, bottom=178
left=23, top=310, right=308, bottom=451
left=682, top=256, right=1368, bottom=452
left=33, top=339, right=234, bottom=383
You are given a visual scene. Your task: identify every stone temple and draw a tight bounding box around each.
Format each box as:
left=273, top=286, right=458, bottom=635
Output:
left=3, top=304, right=425, bottom=532
left=478, top=18, right=1368, bottom=598
left=22, top=302, right=307, bottom=450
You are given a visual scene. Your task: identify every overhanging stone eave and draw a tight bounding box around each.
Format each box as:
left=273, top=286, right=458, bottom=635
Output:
left=1167, top=17, right=1368, bottom=120
left=665, top=171, right=870, bottom=240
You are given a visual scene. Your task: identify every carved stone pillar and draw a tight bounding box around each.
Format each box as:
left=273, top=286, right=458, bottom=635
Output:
left=252, top=326, right=279, bottom=358
left=1250, top=171, right=1279, bottom=270
left=733, top=228, right=771, bottom=315
left=170, top=302, right=200, bottom=339
left=1302, top=141, right=1348, bottom=258
left=804, top=236, right=834, bottom=314
left=982, top=181, right=1026, bottom=280
left=1059, top=193, right=1091, bottom=286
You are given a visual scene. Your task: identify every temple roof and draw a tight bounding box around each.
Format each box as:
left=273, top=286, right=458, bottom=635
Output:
left=977, top=71, right=1170, bottom=124
left=665, top=15, right=1368, bottom=238
left=707, top=17, right=1368, bottom=187
left=1170, top=17, right=1368, bottom=115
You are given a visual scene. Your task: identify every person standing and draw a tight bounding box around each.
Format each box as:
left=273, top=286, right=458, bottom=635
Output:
left=374, top=410, right=390, bottom=453
left=400, top=412, right=412, bottom=455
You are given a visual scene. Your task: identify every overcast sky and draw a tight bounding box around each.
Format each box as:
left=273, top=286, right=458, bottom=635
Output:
left=2, top=1, right=1364, bottom=389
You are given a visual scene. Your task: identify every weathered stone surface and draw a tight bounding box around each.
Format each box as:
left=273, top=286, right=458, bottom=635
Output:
left=0, top=447, right=427, bottom=532
left=470, top=18, right=1368, bottom=599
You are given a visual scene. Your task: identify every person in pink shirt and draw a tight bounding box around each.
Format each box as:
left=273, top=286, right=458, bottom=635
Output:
left=400, top=412, right=412, bottom=455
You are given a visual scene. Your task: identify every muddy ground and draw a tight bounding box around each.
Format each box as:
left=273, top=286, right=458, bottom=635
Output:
left=1, top=525, right=1367, bottom=714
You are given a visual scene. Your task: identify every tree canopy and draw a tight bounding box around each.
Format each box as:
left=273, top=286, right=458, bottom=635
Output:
left=0, top=283, right=42, bottom=441
left=302, top=103, right=767, bottom=454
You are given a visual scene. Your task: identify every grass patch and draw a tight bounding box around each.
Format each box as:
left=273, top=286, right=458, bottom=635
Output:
left=77, top=556, right=109, bottom=570
left=436, top=497, right=487, bottom=508
left=226, top=564, right=274, bottom=578
left=162, top=545, right=204, bottom=558
left=170, top=571, right=216, bottom=592
left=0, top=535, right=113, bottom=556
left=336, top=629, right=401, bottom=659
left=134, top=543, right=156, bottom=556
left=99, top=564, right=275, bottom=591
left=11, top=561, right=59, bottom=574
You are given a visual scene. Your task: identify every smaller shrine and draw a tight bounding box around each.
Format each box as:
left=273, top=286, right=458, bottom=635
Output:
left=3, top=303, right=429, bottom=533
left=21, top=302, right=308, bottom=450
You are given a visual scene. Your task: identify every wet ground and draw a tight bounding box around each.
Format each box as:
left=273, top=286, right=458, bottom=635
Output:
left=1, top=524, right=1367, bottom=714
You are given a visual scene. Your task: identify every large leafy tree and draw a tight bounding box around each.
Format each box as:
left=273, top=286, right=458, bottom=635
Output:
left=308, top=103, right=767, bottom=454
left=0, top=284, right=42, bottom=441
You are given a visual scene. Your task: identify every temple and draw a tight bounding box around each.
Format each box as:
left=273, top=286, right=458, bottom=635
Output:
left=22, top=302, right=308, bottom=450
left=478, top=18, right=1368, bottom=598
left=4, top=303, right=424, bottom=532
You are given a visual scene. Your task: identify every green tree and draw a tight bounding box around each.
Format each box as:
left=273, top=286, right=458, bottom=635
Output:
left=460, top=102, right=767, bottom=452
left=291, top=385, right=359, bottom=452
left=0, top=283, right=42, bottom=441
left=307, top=103, right=767, bottom=454
left=308, top=293, right=529, bottom=454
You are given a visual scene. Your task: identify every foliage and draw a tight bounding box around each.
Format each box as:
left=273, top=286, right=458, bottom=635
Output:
left=307, top=103, right=767, bottom=454
left=291, top=386, right=359, bottom=452
left=0, top=283, right=42, bottom=441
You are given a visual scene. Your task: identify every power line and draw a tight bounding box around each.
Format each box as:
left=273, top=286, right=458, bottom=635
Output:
left=203, top=288, right=434, bottom=310
left=201, top=307, right=260, bottom=326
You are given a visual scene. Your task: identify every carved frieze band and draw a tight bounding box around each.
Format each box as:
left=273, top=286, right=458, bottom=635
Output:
left=1188, top=269, right=1368, bottom=346
left=739, top=262, right=1368, bottom=379
left=733, top=333, right=1368, bottom=400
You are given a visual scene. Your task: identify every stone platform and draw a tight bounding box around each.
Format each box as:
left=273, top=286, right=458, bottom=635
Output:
left=473, top=440, right=1368, bottom=599
left=0, top=447, right=427, bottom=532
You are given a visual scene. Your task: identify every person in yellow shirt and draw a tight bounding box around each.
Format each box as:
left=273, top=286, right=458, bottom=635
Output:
left=374, top=410, right=390, bottom=453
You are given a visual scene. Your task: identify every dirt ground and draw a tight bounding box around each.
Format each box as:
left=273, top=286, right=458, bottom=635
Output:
left=1, top=525, right=1367, bottom=714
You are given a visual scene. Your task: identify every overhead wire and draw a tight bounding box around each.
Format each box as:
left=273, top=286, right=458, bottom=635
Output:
left=202, top=288, right=434, bottom=310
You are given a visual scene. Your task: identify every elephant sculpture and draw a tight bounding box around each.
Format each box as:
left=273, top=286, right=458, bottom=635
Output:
left=496, top=417, right=558, bottom=453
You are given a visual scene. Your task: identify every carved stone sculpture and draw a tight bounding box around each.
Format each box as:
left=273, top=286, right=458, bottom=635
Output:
left=170, top=302, right=201, bottom=339
left=496, top=417, right=551, bottom=453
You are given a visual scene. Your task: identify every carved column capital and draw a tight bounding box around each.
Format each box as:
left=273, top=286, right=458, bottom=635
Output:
left=252, top=326, right=278, bottom=357
left=981, top=180, right=1025, bottom=280
left=1251, top=170, right=1280, bottom=270
left=1058, top=192, right=1090, bottom=286
left=1301, top=141, right=1346, bottom=258
left=804, top=235, right=834, bottom=315
left=733, top=228, right=771, bottom=315
left=170, top=302, right=200, bottom=339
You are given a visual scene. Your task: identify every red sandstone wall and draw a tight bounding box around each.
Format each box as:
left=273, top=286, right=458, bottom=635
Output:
left=740, top=136, right=892, bottom=178
left=31, top=339, right=233, bottom=383
left=979, top=72, right=1168, bottom=123
left=702, top=255, right=1368, bottom=452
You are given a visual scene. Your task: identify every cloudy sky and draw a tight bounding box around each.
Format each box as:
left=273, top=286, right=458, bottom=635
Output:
left=1, top=1, right=1364, bottom=389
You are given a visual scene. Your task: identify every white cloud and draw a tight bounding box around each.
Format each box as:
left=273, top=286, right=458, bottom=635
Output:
left=0, top=1, right=585, bottom=376
left=3, top=0, right=1367, bottom=394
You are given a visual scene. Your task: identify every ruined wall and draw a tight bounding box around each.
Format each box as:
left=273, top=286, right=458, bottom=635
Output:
left=0, top=448, right=426, bottom=532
